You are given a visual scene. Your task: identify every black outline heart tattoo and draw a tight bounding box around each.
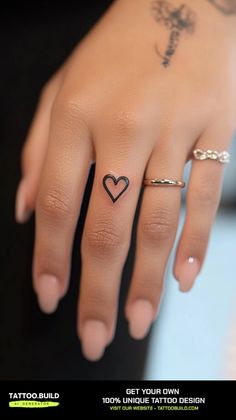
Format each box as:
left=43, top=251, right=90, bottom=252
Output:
left=103, top=174, right=129, bottom=203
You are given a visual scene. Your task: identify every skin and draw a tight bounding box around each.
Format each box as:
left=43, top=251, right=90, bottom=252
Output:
left=16, top=0, right=236, bottom=361
left=207, top=0, right=236, bottom=15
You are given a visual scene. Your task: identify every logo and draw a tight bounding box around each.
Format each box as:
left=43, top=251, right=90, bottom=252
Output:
left=8, top=393, right=60, bottom=409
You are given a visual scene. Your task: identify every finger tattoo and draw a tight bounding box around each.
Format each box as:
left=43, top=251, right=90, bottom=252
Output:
left=103, top=174, right=130, bottom=203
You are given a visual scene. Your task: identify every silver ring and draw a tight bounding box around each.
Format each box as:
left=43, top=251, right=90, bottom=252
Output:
left=193, top=148, right=230, bottom=164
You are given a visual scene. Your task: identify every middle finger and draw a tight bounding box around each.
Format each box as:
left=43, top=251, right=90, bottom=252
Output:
left=79, top=133, right=151, bottom=361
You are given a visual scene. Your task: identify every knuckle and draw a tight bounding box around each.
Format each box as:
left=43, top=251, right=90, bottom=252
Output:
left=112, top=110, right=143, bottom=137
left=141, top=208, right=176, bottom=243
left=83, top=293, right=115, bottom=318
left=191, top=181, right=219, bottom=205
left=84, top=220, right=125, bottom=257
left=185, top=230, right=209, bottom=247
left=38, top=187, right=72, bottom=219
left=51, top=96, right=88, bottom=129
left=135, top=275, right=162, bottom=293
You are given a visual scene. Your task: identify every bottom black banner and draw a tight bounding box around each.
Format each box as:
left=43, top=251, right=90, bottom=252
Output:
left=0, top=380, right=234, bottom=418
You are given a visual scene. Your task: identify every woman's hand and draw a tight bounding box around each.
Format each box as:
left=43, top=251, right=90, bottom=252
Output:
left=15, top=0, right=236, bottom=361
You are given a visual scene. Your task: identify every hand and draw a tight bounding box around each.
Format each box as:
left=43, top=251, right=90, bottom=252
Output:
left=15, top=0, right=236, bottom=361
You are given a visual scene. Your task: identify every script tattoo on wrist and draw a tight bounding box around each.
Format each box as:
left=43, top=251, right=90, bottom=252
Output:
left=207, top=0, right=236, bottom=15
left=151, top=1, right=196, bottom=68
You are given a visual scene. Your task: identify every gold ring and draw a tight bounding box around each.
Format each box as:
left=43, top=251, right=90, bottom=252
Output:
left=143, top=178, right=185, bottom=188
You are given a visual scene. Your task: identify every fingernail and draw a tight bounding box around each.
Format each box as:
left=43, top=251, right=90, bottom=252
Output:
left=15, top=179, right=31, bottom=223
left=128, top=300, right=154, bottom=340
left=37, top=274, right=60, bottom=314
left=178, top=257, right=200, bottom=292
left=81, top=320, right=108, bottom=362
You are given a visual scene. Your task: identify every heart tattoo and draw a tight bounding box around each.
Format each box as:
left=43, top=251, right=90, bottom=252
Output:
left=103, top=174, right=129, bottom=203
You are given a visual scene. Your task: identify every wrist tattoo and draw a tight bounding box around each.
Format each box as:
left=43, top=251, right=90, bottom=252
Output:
left=207, top=0, right=236, bottom=15
left=151, top=1, right=196, bottom=68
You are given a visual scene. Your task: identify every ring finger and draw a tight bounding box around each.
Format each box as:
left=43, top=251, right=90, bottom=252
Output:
left=126, top=140, right=187, bottom=339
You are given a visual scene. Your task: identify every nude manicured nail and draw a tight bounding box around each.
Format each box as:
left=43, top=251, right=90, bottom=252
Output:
left=81, top=320, right=108, bottom=362
left=15, top=179, right=31, bottom=223
left=178, top=257, right=200, bottom=292
left=37, top=274, right=60, bottom=314
left=128, top=300, right=154, bottom=340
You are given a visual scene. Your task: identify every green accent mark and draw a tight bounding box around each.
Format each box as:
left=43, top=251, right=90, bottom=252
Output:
left=9, top=400, right=59, bottom=408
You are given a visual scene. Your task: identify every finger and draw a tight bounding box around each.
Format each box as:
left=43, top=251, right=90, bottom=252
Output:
left=15, top=71, right=63, bottom=223
left=79, top=137, right=151, bottom=361
left=125, top=142, right=186, bottom=339
left=174, top=128, right=232, bottom=292
left=33, top=100, right=92, bottom=314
